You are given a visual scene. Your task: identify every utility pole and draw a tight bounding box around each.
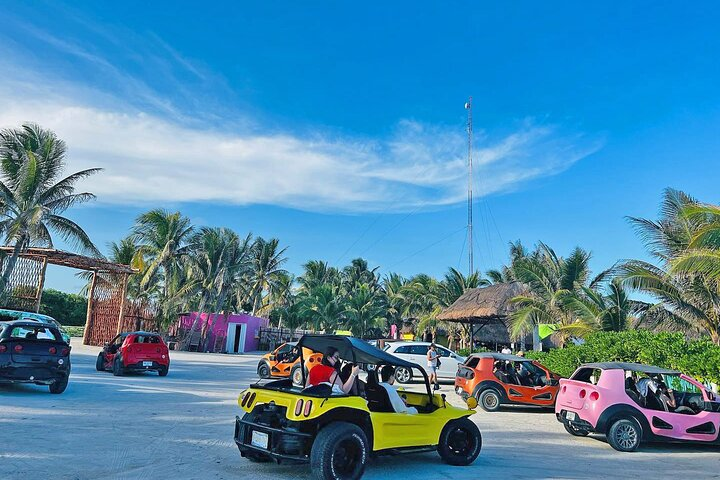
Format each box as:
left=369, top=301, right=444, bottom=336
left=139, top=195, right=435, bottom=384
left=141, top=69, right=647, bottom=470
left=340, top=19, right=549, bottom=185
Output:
left=465, top=97, right=473, bottom=276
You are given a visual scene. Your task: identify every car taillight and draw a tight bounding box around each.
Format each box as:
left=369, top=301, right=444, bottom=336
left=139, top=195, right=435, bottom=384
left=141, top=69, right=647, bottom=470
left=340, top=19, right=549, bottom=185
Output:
left=247, top=392, right=256, bottom=407
left=561, top=385, right=567, bottom=394
left=61, top=348, right=70, bottom=356
left=0, top=345, right=6, bottom=353
left=240, top=392, right=250, bottom=407
left=14, top=344, right=23, bottom=353
left=49, top=346, right=57, bottom=355
left=589, top=391, right=599, bottom=401
left=295, top=399, right=304, bottom=416
left=304, top=400, right=313, bottom=417
left=579, top=389, right=586, bottom=399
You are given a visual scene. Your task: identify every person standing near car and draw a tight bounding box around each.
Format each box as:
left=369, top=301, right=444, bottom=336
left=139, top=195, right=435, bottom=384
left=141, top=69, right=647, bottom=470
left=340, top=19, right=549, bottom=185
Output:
left=427, top=343, right=440, bottom=391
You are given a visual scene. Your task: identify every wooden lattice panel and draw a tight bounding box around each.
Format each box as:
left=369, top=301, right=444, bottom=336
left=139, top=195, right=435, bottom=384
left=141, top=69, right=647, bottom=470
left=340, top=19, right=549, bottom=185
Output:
left=83, top=273, right=125, bottom=346
left=120, top=300, right=159, bottom=333
left=0, top=256, right=44, bottom=312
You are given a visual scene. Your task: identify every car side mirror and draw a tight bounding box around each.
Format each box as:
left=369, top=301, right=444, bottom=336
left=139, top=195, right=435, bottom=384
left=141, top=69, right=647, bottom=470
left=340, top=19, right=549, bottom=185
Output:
left=269, top=354, right=276, bottom=361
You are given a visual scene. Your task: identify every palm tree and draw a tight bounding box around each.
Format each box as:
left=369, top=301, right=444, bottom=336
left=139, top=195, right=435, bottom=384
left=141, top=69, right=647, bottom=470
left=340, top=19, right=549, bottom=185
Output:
left=508, top=243, right=599, bottom=349
left=620, top=189, right=720, bottom=344
left=0, top=124, right=101, bottom=294
left=561, top=279, right=648, bottom=332
left=184, top=227, right=252, bottom=350
left=344, top=283, right=385, bottom=337
left=382, top=272, right=410, bottom=329
left=299, top=283, right=345, bottom=332
left=670, top=202, right=720, bottom=279
left=244, top=238, right=289, bottom=316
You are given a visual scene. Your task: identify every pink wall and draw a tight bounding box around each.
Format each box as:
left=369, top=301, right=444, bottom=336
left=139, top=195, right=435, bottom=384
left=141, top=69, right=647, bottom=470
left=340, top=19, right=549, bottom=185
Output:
left=178, top=312, right=268, bottom=352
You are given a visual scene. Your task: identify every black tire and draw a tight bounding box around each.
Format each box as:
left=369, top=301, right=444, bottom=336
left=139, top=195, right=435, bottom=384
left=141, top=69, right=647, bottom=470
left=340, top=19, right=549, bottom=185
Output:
left=437, top=417, right=482, bottom=466
left=310, top=422, right=368, bottom=480
left=607, top=418, right=641, bottom=452
left=291, top=364, right=305, bottom=387
left=49, top=378, right=68, bottom=394
left=257, top=362, right=271, bottom=379
left=158, top=366, right=169, bottom=377
left=393, top=366, right=412, bottom=384
left=96, top=353, right=106, bottom=372
left=112, top=356, right=124, bottom=376
left=478, top=389, right=501, bottom=412
left=564, top=422, right=590, bottom=437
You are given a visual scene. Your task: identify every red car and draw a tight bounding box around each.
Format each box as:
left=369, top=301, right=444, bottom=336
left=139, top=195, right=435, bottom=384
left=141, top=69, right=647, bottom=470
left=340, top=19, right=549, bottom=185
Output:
left=96, top=332, right=170, bottom=376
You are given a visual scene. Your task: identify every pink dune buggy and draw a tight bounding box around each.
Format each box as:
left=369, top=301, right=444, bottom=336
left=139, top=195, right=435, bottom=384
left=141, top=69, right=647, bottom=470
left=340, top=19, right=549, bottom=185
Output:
left=556, top=362, right=720, bottom=452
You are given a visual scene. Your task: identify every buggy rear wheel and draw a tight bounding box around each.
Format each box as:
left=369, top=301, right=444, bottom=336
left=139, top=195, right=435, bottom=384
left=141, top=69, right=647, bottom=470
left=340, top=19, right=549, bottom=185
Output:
left=438, top=417, right=482, bottom=466
left=49, top=378, right=68, bottom=394
left=96, top=353, right=105, bottom=372
left=112, top=356, right=124, bottom=376
left=607, top=418, right=641, bottom=452
left=478, top=389, right=501, bottom=412
left=310, top=422, right=368, bottom=480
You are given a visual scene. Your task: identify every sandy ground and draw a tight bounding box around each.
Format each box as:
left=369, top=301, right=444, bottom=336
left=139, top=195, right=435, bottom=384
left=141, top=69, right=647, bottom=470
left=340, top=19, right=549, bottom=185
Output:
left=1, top=343, right=719, bottom=480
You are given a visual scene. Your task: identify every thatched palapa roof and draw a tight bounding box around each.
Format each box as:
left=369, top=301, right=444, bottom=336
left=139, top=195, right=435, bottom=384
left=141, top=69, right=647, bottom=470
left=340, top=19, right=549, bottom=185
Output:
left=438, top=282, right=525, bottom=322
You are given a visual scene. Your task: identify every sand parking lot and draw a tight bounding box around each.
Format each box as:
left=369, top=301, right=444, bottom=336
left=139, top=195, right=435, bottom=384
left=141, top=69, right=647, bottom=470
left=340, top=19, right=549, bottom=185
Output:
left=1, top=343, right=718, bottom=479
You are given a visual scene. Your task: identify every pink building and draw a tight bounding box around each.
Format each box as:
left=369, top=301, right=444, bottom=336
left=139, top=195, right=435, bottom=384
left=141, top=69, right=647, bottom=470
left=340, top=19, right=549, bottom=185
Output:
left=177, top=312, right=268, bottom=353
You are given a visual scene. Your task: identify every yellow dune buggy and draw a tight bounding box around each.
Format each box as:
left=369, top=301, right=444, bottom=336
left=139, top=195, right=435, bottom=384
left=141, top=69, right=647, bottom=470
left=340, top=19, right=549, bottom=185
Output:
left=234, top=335, right=482, bottom=480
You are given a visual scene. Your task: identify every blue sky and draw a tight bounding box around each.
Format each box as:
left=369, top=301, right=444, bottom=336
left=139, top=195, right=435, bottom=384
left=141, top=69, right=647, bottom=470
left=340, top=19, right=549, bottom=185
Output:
left=0, top=1, right=718, bottom=292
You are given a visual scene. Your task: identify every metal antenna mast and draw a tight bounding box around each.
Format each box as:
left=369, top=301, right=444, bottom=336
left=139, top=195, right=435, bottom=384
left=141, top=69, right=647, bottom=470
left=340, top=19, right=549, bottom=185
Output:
left=465, top=97, right=474, bottom=276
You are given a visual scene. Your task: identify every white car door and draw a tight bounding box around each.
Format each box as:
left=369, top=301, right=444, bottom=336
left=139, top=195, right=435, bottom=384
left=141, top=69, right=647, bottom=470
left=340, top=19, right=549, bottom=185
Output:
left=436, top=347, right=461, bottom=379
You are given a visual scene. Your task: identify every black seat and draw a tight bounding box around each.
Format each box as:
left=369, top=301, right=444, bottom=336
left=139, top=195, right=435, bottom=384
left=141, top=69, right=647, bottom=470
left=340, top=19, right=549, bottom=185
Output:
left=365, top=369, right=393, bottom=412
left=301, top=384, right=333, bottom=396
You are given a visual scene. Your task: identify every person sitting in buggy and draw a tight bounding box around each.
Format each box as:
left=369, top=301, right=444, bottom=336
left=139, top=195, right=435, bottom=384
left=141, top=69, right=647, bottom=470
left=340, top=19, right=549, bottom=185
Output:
left=306, top=346, right=359, bottom=395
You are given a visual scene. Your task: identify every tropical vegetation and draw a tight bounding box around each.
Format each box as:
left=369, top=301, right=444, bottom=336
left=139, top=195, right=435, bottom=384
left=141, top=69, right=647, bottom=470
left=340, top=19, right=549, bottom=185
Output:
left=1, top=125, right=719, bottom=355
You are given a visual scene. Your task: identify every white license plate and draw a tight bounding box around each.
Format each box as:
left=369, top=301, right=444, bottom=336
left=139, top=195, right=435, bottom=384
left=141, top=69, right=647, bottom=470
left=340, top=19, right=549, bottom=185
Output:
left=566, top=411, right=577, bottom=421
left=251, top=430, right=269, bottom=449
left=142, top=361, right=153, bottom=367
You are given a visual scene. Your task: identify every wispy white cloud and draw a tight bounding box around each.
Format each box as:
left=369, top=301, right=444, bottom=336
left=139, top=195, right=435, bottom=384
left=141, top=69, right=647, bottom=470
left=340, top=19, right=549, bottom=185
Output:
left=0, top=16, right=603, bottom=213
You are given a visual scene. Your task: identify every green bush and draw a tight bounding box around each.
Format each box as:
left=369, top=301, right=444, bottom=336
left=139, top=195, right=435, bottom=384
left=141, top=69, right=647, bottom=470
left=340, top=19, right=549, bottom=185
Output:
left=64, top=326, right=85, bottom=337
left=457, top=346, right=490, bottom=357
left=525, top=330, right=720, bottom=384
left=39, top=289, right=87, bottom=326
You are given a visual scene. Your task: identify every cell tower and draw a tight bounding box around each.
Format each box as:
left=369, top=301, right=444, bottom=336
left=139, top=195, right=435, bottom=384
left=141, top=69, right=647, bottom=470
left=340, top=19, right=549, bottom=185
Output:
left=465, top=97, right=474, bottom=276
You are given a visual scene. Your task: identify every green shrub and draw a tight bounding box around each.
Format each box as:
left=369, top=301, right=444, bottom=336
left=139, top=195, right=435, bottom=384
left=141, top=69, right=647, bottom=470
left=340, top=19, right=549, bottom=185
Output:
left=457, top=346, right=490, bottom=357
left=525, top=330, right=720, bottom=384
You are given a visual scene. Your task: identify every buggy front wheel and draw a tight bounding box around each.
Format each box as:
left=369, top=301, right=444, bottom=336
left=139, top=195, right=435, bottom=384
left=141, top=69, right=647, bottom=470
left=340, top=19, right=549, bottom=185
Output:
left=437, top=417, right=482, bottom=466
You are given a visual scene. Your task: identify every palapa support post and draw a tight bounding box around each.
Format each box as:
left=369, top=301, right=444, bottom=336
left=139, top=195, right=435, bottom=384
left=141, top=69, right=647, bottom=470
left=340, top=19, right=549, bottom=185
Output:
left=34, top=256, right=48, bottom=313
left=82, top=271, right=98, bottom=346
left=116, top=273, right=129, bottom=334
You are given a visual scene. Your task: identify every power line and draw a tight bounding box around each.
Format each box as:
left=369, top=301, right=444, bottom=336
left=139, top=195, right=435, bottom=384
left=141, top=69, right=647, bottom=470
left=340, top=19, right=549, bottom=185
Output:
left=387, top=226, right=466, bottom=270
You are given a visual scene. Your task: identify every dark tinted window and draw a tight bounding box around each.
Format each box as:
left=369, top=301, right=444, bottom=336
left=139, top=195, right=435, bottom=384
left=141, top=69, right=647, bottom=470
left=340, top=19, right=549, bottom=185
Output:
left=10, top=326, right=60, bottom=341
left=571, top=367, right=603, bottom=384
left=133, top=335, right=161, bottom=344
left=465, top=357, right=480, bottom=369
left=409, top=345, right=429, bottom=355
left=394, top=345, right=412, bottom=354
left=437, top=347, right=451, bottom=357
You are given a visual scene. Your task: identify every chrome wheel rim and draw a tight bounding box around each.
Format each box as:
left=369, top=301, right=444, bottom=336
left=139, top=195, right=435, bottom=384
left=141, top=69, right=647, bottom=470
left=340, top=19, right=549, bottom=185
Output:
left=395, top=368, right=410, bottom=383
left=484, top=393, right=498, bottom=409
left=615, top=424, right=638, bottom=450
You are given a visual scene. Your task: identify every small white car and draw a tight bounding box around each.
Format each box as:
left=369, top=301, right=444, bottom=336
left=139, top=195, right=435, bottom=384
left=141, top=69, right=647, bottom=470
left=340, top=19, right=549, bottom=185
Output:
left=384, top=341, right=465, bottom=383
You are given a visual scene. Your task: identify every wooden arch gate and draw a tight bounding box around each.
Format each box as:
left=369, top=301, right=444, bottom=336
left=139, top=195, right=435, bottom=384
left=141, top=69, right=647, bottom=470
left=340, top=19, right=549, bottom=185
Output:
left=0, top=247, right=139, bottom=346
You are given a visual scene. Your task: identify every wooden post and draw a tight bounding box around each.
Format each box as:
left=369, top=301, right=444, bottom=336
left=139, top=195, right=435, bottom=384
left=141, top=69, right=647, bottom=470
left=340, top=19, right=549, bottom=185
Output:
left=34, top=256, right=48, bottom=313
left=116, top=273, right=129, bottom=334
left=82, top=272, right=98, bottom=346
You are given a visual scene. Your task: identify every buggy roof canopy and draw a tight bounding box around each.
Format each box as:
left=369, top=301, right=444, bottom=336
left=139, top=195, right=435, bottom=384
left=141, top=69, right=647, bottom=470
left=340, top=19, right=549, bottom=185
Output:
left=298, top=334, right=418, bottom=369
left=583, top=362, right=680, bottom=375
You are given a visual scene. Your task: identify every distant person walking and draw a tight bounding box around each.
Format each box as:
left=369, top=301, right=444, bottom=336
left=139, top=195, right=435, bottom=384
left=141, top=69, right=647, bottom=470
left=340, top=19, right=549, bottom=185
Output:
left=501, top=346, right=512, bottom=355
left=427, top=343, right=440, bottom=391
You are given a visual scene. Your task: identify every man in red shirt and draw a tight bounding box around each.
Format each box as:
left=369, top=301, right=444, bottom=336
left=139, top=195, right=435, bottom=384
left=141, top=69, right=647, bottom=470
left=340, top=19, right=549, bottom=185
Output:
left=306, top=346, right=359, bottom=394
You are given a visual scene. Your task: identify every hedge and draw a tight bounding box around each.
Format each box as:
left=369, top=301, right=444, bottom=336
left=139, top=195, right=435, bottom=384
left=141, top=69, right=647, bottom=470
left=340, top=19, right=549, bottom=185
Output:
left=525, top=330, right=720, bottom=385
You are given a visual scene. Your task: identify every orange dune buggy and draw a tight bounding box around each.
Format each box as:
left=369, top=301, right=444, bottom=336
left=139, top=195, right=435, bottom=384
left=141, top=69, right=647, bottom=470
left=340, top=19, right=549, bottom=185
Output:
left=257, top=342, right=323, bottom=385
left=455, top=353, right=561, bottom=411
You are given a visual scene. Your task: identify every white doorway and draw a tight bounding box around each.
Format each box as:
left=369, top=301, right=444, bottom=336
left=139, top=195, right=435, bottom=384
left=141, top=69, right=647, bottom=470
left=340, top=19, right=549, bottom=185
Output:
left=225, top=323, right=247, bottom=354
